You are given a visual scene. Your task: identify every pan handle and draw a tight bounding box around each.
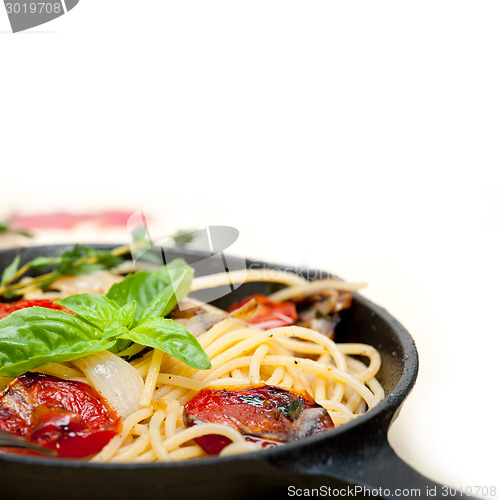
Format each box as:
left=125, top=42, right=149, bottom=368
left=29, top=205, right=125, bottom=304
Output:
left=271, top=420, right=476, bottom=499
left=323, top=431, right=446, bottom=498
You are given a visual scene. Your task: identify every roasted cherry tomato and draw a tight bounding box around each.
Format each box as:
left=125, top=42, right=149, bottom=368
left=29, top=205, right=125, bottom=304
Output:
left=228, top=295, right=298, bottom=330
left=0, top=372, right=121, bottom=458
left=0, top=299, right=72, bottom=320
left=183, top=385, right=334, bottom=455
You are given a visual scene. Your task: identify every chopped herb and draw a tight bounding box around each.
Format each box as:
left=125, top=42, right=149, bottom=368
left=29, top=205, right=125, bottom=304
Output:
left=54, top=245, right=124, bottom=278
left=172, top=228, right=198, bottom=247
left=280, top=399, right=305, bottom=420
left=315, top=310, right=333, bottom=321
left=0, top=221, right=32, bottom=239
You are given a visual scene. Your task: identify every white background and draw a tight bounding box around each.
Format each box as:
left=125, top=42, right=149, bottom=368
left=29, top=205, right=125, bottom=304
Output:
left=1, top=2, right=497, bottom=497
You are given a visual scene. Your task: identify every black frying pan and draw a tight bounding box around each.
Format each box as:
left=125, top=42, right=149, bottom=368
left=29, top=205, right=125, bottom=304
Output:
left=0, top=245, right=470, bottom=500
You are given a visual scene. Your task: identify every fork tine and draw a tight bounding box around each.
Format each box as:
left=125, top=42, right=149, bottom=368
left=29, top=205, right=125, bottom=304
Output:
left=0, top=430, right=57, bottom=455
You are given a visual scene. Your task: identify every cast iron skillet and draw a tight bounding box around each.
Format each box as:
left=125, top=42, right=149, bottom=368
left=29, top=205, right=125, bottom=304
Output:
left=0, top=245, right=466, bottom=500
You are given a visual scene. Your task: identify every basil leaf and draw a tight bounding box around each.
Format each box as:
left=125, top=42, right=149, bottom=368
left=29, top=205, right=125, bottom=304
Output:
left=138, top=267, right=193, bottom=323
left=109, top=340, right=133, bottom=355
left=117, top=301, right=136, bottom=328
left=102, top=322, right=130, bottom=340
left=1, top=255, right=21, bottom=287
left=104, top=302, right=137, bottom=353
left=106, top=273, right=165, bottom=324
left=57, top=294, right=119, bottom=331
left=106, top=259, right=193, bottom=325
left=125, top=318, right=211, bottom=370
left=103, top=322, right=133, bottom=354
left=0, top=307, right=115, bottom=377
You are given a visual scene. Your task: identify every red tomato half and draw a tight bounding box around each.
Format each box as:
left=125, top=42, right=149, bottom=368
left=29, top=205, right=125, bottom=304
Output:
left=184, top=385, right=334, bottom=455
left=0, top=372, right=121, bottom=458
left=228, top=295, right=298, bottom=330
left=0, top=299, right=72, bottom=320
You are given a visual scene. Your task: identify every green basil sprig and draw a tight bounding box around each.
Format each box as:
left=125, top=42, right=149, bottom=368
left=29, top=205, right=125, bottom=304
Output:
left=0, top=244, right=127, bottom=299
left=0, top=231, right=199, bottom=300
left=0, top=259, right=211, bottom=377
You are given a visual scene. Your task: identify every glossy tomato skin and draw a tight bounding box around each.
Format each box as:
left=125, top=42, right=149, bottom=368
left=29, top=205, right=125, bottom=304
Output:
left=0, top=299, right=72, bottom=320
left=0, top=372, right=121, bottom=458
left=228, top=295, right=298, bottom=330
left=184, top=385, right=334, bottom=455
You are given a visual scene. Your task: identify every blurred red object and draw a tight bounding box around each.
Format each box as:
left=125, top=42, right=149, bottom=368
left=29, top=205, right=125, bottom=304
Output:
left=10, top=211, right=132, bottom=231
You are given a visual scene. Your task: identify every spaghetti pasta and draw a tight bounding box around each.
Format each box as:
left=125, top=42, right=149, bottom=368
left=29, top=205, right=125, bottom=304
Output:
left=81, top=278, right=383, bottom=462
left=1, top=265, right=384, bottom=463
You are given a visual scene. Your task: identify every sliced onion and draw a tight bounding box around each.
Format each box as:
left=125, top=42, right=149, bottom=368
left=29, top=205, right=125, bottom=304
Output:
left=182, top=312, right=226, bottom=336
left=49, top=271, right=124, bottom=297
left=74, top=351, right=144, bottom=418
